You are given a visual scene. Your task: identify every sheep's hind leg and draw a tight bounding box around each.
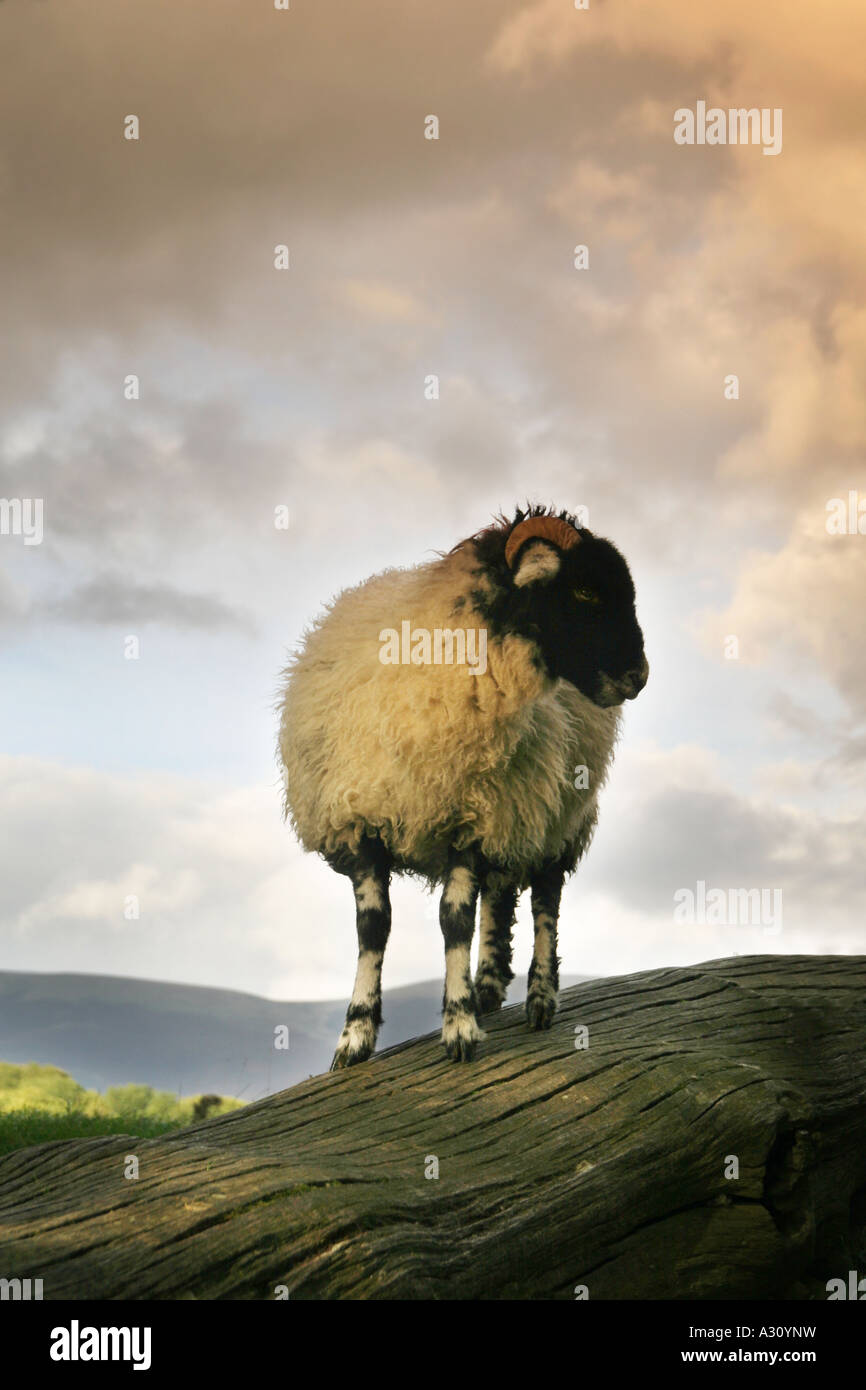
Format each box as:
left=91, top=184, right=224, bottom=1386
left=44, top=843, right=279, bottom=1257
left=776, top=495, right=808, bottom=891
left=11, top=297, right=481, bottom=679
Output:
left=330, top=846, right=392, bottom=1070
left=526, top=861, right=564, bottom=1031
left=440, top=852, right=483, bottom=1061
left=474, top=873, right=518, bottom=1014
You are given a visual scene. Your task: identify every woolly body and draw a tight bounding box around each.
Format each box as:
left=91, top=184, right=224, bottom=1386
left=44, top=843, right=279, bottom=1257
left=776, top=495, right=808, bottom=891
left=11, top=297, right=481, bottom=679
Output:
left=279, top=542, right=620, bottom=885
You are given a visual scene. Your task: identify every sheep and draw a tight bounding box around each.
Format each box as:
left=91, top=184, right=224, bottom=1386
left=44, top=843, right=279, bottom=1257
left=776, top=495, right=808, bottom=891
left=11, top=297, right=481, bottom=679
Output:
left=277, top=505, right=648, bottom=1067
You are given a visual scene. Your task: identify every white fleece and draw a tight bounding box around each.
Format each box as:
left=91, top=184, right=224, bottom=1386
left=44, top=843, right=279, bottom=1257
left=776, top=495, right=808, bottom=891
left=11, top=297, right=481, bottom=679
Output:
left=278, top=542, right=620, bottom=883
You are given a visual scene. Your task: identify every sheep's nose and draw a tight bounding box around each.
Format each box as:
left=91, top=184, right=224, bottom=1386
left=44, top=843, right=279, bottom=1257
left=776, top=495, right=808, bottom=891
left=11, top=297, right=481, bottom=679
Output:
left=622, top=657, right=649, bottom=699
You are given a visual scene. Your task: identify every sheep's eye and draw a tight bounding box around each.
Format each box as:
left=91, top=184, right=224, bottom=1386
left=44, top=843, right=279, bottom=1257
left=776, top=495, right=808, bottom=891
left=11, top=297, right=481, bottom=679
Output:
left=573, top=587, right=601, bottom=604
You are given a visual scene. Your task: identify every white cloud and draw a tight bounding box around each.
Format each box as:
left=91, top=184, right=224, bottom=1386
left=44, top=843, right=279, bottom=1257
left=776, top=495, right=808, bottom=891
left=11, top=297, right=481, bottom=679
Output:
left=2, top=749, right=860, bottom=1006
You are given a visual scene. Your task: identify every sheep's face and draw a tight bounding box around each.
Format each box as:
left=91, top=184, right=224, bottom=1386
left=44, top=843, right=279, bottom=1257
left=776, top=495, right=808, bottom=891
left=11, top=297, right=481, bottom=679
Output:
left=475, top=524, right=648, bottom=709
left=524, top=536, right=649, bottom=707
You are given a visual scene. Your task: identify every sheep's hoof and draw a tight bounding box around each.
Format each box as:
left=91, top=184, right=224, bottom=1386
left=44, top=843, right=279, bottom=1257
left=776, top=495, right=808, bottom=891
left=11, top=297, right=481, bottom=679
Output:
left=441, top=1012, right=484, bottom=1062
left=526, top=992, right=557, bottom=1031
left=329, top=1046, right=370, bottom=1070
left=330, top=1018, right=376, bottom=1069
left=475, top=980, right=507, bottom=1015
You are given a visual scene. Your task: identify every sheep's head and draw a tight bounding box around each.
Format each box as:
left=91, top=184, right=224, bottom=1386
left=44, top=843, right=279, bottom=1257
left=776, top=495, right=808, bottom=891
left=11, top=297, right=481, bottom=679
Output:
left=472, top=510, right=649, bottom=709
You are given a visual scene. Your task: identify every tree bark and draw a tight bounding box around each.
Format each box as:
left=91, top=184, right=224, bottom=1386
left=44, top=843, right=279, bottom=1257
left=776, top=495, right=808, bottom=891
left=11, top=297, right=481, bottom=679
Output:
left=1, top=955, right=865, bottom=1300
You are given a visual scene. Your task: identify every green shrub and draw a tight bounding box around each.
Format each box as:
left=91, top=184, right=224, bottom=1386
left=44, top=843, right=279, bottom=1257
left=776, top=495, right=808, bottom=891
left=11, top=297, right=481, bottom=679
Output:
left=0, top=1062, right=244, bottom=1158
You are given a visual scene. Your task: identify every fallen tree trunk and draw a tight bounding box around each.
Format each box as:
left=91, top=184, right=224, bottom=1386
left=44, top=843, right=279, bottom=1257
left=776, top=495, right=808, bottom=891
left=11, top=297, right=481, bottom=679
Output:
left=1, top=955, right=865, bottom=1300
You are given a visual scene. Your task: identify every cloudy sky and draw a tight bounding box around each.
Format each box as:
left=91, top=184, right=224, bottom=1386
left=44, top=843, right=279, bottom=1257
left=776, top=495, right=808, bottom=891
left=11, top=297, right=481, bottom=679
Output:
left=1, top=0, right=864, bottom=1001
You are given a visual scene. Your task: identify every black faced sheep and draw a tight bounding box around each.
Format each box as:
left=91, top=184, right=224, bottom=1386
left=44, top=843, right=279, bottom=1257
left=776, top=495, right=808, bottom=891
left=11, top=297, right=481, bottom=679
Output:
left=277, top=506, right=648, bottom=1067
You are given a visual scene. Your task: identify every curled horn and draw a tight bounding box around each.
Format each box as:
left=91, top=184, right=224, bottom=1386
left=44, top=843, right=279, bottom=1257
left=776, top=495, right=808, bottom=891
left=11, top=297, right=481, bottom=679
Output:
left=504, top=516, right=582, bottom=569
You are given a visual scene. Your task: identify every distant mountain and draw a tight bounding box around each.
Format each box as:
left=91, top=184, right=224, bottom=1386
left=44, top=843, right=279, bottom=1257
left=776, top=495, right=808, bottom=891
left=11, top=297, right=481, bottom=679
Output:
left=0, top=970, right=590, bottom=1102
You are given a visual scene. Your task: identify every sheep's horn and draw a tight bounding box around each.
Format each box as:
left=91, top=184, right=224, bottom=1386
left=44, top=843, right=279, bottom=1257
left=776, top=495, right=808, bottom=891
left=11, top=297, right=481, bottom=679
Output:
left=504, top=516, right=582, bottom=569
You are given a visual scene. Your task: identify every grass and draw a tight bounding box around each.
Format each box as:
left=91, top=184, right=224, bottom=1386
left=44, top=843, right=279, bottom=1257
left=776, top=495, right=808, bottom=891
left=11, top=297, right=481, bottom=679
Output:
left=0, top=1062, right=245, bottom=1160
left=0, top=1107, right=186, bottom=1159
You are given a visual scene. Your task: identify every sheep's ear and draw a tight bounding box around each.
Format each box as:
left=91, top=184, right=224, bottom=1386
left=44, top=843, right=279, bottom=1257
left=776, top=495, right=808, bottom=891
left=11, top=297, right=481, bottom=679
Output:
left=512, top=540, right=562, bottom=588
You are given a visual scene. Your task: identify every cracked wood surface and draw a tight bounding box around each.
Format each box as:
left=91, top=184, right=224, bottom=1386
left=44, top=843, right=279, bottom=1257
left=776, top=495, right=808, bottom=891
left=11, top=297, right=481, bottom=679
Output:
left=0, top=955, right=865, bottom=1300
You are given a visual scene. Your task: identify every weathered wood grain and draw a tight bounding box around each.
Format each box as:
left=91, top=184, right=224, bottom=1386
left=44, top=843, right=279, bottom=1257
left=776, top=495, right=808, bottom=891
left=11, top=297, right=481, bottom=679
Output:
left=1, top=955, right=864, bottom=1300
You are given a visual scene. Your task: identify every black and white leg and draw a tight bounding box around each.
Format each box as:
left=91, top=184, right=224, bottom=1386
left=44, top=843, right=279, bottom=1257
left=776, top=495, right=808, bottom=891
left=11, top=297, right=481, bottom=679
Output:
left=440, top=850, right=483, bottom=1061
left=330, top=845, right=392, bottom=1070
left=474, top=872, right=518, bottom=1014
left=526, top=860, right=564, bottom=1031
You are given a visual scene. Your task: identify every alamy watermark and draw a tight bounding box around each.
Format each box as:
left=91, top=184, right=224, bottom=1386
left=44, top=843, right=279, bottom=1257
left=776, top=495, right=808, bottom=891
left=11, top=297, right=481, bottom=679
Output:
left=674, top=880, right=782, bottom=935
left=379, top=621, right=487, bottom=675
left=674, top=102, right=782, bottom=157
left=0, top=497, right=43, bottom=545
left=0, top=1276, right=43, bottom=1300
left=827, top=1270, right=866, bottom=1300
left=50, top=1321, right=151, bottom=1370
left=826, top=491, right=866, bottom=535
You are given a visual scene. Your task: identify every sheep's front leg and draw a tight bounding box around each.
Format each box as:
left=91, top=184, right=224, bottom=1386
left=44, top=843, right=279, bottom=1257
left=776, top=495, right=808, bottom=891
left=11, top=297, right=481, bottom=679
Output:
left=440, top=853, right=483, bottom=1061
left=330, top=854, right=391, bottom=1070
left=474, top=873, right=518, bottom=1014
left=526, top=861, right=564, bottom=1030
